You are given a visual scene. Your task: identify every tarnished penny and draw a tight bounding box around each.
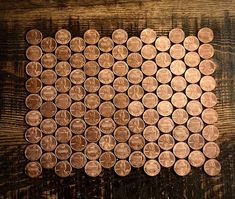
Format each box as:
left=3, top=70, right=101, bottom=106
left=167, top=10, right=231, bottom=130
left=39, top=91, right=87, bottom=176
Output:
left=202, top=125, right=219, bottom=142
left=26, top=46, right=42, bottom=61
left=127, top=69, right=143, bottom=84
left=157, top=101, right=173, bottom=116
left=99, top=152, right=116, bottom=169
left=98, top=69, right=114, bottom=84
left=173, top=142, right=190, bottom=158
left=185, top=84, right=202, bottom=100
left=198, top=27, right=214, bottom=43
left=155, top=52, right=171, bottom=67
left=144, top=160, right=161, bottom=176
left=204, top=159, right=221, bottom=176
left=171, top=76, right=187, bottom=92
left=70, top=135, right=87, bottom=151
left=188, top=150, right=205, bottom=167
left=114, top=143, right=131, bottom=159
left=55, top=144, right=72, bottom=160
left=129, top=151, right=146, bottom=168
left=114, top=126, right=130, bottom=143
left=127, top=36, right=142, bottom=52
left=55, top=110, right=72, bottom=126
left=113, top=77, right=129, bottom=92
left=142, top=93, right=158, bottom=109
left=55, top=94, right=71, bottom=110
left=203, top=142, right=220, bottom=159
left=99, top=85, right=115, bottom=100
left=40, top=37, right=57, bottom=52
left=25, top=110, right=42, bottom=126
left=172, top=125, right=189, bottom=142
left=99, top=118, right=116, bottom=134
left=70, top=37, right=86, bottom=52
left=55, top=29, right=71, bottom=44
left=185, top=68, right=201, bottom=83
left=184, top=52, right=200, bottom=67
left=198, top=44, right=214, bottom=59
left=99, top=135, right=116, bottom=151
left=199, top=60, right=217, bottom=75
left=84, top=29, right=100, bottom=44
left=158, top=151, right=175, bottom=168
left=155, top=36, right=171, bottom=51
left=41, top=53, right=57, bottom=68
left=158, top=134, right=175, bottom=150
left=114, top=160, right=131, bottom=177
left=143, top=142, right=160, bottom=159
left=99, top=101, right=115, bottom=117
left=69, top=85, right=86, bottom=101
left=70, top=119, right=86, bottom=134
left=183, top=36, right=200, bottom=51
left=69, top=53, right=86, bottom=68
left=40, top=135, right=57, bottom=152
left=186, top=100, right=203, bottom=116
left=140, top=28, right=157, bottom=44
left=25, top=94, right=42, bottom=110
left=55, top=77, right=71, bottom=93
left=172, top=109, right=188, bottom=125
left=55, top=45, right=71, bottom=61
left=128, top=134, right=145, bottom=150
left=26, top=29, right=42, bottom=45
left=128, top=117, right=145, bottom=134
left=26, top=77, right=42, bottom=94
left=40, top=118, right=57, bottom=134
left=170, top=60, right=186, bottom=75
left=98, top=53, right=114, bottom=69
left=174, top=159, right=191, bottom=176
left=187, top=117, right=204, bottom=133
left=200, top=76, right=216, bottom=91
left=25, top=161, right=42, bottom=178
left=112, top=61, right=128, bottom=76
left=84, top=77, right=100, bottom=93
left=128, top=101, right=144, bottom=117
left=156, top=84, right=173, bottom=100
left=55, top=161, right=72, bottom=177
left=40, top=101, right=57, bottom=117
left=84, top=61, right=100, bottom=76
left=188, top=134, right=205, bottom=150
left=113, top=93, right=129, bottom=109
left=40, top=152, right=57, bottom=169
left=143, top=109, right=159, bottom=125
left=84, top=110, right=101, bottom=125
left=169, top=28, right=185, bottom=44
left=26, top=62, right=42, bottom=77
left=40, top=70, right=57, bottom=85
left=84, top=143, right=102, bottom=160
left=141, top=60, right=157, bottom=76
left=84, top=93, right=100, bottom=109
left=112, top=29, right=128, bottom=44
left=201, top=108, right=218, bottom=124
left=84, top=45, right=100, bottom=60
left=98, top=37, right=114, bottom=52
left=128, top=85, right=144, bottom=101
left=55, top=61, right=71, bottom=77
left=169, top=44, right=186, bottom=60
left=85, top=126, right=101, bottom=142
left=141, top=45, right=157, bottom=59
left=70, top=152, right=87, bottom=169
left=143, top=126, right=160, bottom=142
left=55, top=127, right=72, bottom=143
left=171, top=92, right=187, bottom=108
left=25, top=127, right=42, bottom=144
left=142, top=76, right=158, bottom=92
left=40, top=85, right=57, bottom=101
left=127, top=53, right=143, bottom=68
left=85, top=161, right=102, bottom=177
left=156, top=68, right=172, bottom=84
left=25, top=144, right=42, bottom=161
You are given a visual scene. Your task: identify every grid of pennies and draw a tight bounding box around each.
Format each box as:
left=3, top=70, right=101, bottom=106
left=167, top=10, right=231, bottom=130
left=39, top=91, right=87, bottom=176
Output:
left=24, top=27, right=220, bottom=178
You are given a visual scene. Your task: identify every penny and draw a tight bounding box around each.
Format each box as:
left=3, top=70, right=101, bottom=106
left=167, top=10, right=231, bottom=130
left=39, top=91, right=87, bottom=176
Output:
left=114, top=126, right=130, bottom=143
left=204, top=159, right=221, bottom=176
left=70, top=119, right=86, bottom=134
left=198, top=44, right=214, bottom=59
left=98, top=69, right=114, bottom=84
left=156, top=68, right=172, bottom=84
left=84, top=61, right=100, bottom=76
left=84, top=93, right=100, bottom=109
left=198, top=27, right=214, bottom=43
left=199, top=60, right=217, bottom=75
left=25, top=127, right=42, bottom=144
left=25, top=94, right=42, bottom=110
left=185, top=68, right=201, bottom=83
left=183, top=36, right=200, bottom=51
left=85, top=143, right=102, bottom=160
left=26, top=62, right=42, bottom=77
left=127, top=53, right=143, bottom=68
left=128, top=101, right=144, bottom=117
left=55, top=77, right=71, bottom=93
left=55, top=61, right=71, bottom=77
left=128, top=117, right=145, bottom=134
left=25, top=110, right=42, bottom=126
left=70, top=135, right=87, bottom=151
left=113, top=93, right=130, bottom=109
left=141, top=44, right=157, bottom=60
left=99, top=101, right=115, bottom=117
left=169, top=28, right=185, bottom=44
left=155, top=52, right=171, bottom=67
left=128, top=85, right=144, bottom=101
left=70, top=37, right=86, bottom=52
left=70, top=152, right=87, bottom=169
left=170, top=92, right=187, bottom=109
left=40, top=37, right=57, bottom=52
left=84, top=29, right=100, bottom=44
left=40, top=118, right=57, bottom=134
left=140, top=28, right=157, bottom=44
left=99, top=135, right=116, bottom=151
left=174, top=159, right=191, bottom=176
left=158, top=117, right=174, bottom=134
left=142, top=76, right=158, bottom=92
left=127, top=36, right=142, bottom=52
left=99, top=85, right=115, bottom=100
left=55, top=94, right=71, bottom=110
left=170, top=60, right=186, bottom=75
left=25, top=161, right=42, bottom=178
left=173, top=142, right=190, bottom=159
left=40, top=135, right=57, bottom=152
left=40, top=152, right=57, bottom=169
left=26, top=29, right=42, bottom=45
left=200, top=76, right=216, bottom=92
left=158, top=134, right=175, bottom=150
left=144, top=160, right=161, bottom=176
left=55, top=110, right=72, bottom=126
left=26, top=78, right=42, bottom=94
left=172, top=109, right=188, bottom=125
left=143, top=109, right=159, bottom=125
left=26, top=46, right=42, bottom=61
left=69, top=53, right=86, bottom=68
left=185, top=84, right=202, bottom=100
left=55, top=29, right=71, bottom=44
left=203, top=142, right=220, bottom=159
left=157, top=101, right=173, bottom=116
left=84, top=45, right=100, bottom=60
left=41, top=53, right=57, bottom=68
left=40, top=70, right=57, bottom=85
left=184, top=52, right=200, bottom=67
left=98, top=53, right=114, bottom=69
left=55, top=45, right=71, bottom=61
left=129, top=134, right=145, bottom=151
left=84, top=127, right=101, bottom=143
left=114, top=143, right=131, bottom=159
left=129, top=151, right=146, bottom=168
left=127, top=69, right=143, bottom=84
left=40, top=101, right=57, bottom=117
left=202, top=125, right=219, bottom=142
left=70, top=102, right=86, bottom=118
left=112, top=29, right=128, bottom=44
left=25, top=144, right=42, bottom=161
left=187, top=117, right=204, bottom=133
left=55, top=161, right=72, bottom=177
left=155, top=36, right=171, bottom=51
left=156, top=84, right=173, bottom=100
left=114, top=109, right=130, bottom=126
left=84, top=77, right=100, bottom=93
left=143, top=126, right=160, bottom=142
left=171, top=76, right=187, bottom=92
left=99, top=152, right=116, bottom=169
left=169, top=44, right=186, bottom=60
left=55, top=127, right=72, bottom=143
left=186, top=100, right=203, bottom=116
left=98, top=37, right=114, bottom=52
left=158, top=151, right=175, bottom=168
left=69, top=85, right=86, bottom=101
left=112, top=61, right=128, bottom=76
left=113, top=77, right=129, bottom=92
left=84, top=110, right=101, bottom=126
left=112, top=45, right=128, bottom=60
left=188, top=134, right=205, bottom=150
left=188, top=150, right=205, bottom=167
left=114, top=160, right=131, bottom=176
left=201, top=108, right=218, bottom=124
left=85, top=161, right=102, bottom=177
left=142, top=93, right=158, bottom=108
left=143, top=142, right=160, bottom=159
left=99, top=118, right=116, bottom=134
left=55, top=144, right=72, bottom=160
left=172, top=125, right=189, bottom=142
left=141, top=60, right=157, bottom=76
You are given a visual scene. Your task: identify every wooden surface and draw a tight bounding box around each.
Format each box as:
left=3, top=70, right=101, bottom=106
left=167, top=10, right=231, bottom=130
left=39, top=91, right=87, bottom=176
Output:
left=0, top=0, right=235, bottom=198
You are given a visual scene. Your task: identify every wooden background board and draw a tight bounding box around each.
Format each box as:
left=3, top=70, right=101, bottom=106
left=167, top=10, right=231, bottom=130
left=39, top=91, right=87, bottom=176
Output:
left=0, top=0, right=234, bottom=198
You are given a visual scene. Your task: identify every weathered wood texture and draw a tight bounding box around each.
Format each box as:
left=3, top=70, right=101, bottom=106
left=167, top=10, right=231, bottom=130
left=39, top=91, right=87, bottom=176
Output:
left=0, top=0, right=235, bottom=198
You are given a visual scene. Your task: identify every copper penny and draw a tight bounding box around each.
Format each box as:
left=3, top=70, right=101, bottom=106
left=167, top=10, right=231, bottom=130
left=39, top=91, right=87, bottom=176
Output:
left=98, top=37, right=114, bottom=52
left=127, top=36, right=142, bottom=52
left=40, top=118, right=57, bottom=134
left=156, top=68, right=172, bottom=84
left=114, top=143, right=131, bottom=159
left=25, top=161, right=42, bottom=178
left=85, top=143, right=102, bottom=160
left=144, top=160, right=161, bottom=176
left=143, top=109, right=159, bottom=125
left=188, top=134, right=205, bottom=150
left=25, top=144, right=42, bottom=161
left=198, top=44, right=214, bottom=59
left=25, top=94, right=42, bottom=110
left=84, top=61, right=100, bottom=76
left=112, top=61, right=128, bottom=76
left=84, top=93, right=100, bottom=109
left=99, top=118, right=116, bottom=134
left=128, top=101, right=144, bottom=117
left=199, top=59, right=217, bottom=75
left=201, top=108, right=218, bottom=124
left=127, top=69, right=143, bottom=84
left=55, top=94, right=71, bottom=110
left=40, top=152, right=57, bottom=169
left=26, top=77, right=42, bottom=94
left=84, top=29, right=100, bottom=44
left=55, top=45, right=71, bottom=61
left=99, top=101, right=115, bottom=117
left=128, top=117, right=145, bottom=134
left=85, top=126, right=101, bottom=143
left=40, top=70, right=57, bottom=85
left=113, top=77, right=129, bottom=92
left=140, top=28, right=157, bottom=44
left=156, top=84, right=173, bottom=100
left=41, top=53, right=57, bottom=68
left=114, top=109, right=130, bottom=126
left=185, top=84, right=202, bottom=100
left=143, top=126, right=160, bottom=142
left=70, top=102, right=86, bottom=118
left=170, top=44, right=186, bottom=60
left=69, top=85, right=86, bottom=101
left=155, top=36, right=171, bottom=51
left=84, top=45, right=100, bottom=60
left=187, top=117, right=204, bottom=133
left=169, top=28, right=185, bottom=44
left=85, top=161, right=102, bottom=177
left=198, top=27, right=214, bottom=43
left=128, top=85, right=144, bottom=101
left=142, top=76, right=158, bottom=92
left=98, top=53, right=114, bottom=69
left=188, top=150, right=205, bottom=167
left=158, top=151, right=175, bottom=168
left=141, top=60, right=157, bottom=76
left=114, top=126, right=130, bottom=143
left=171, top=76, right=187, bottom=92
left=203, top=142, right=220, bottom=159
left=184, top=52, right=200, bottom=67
left=143, top=142, right=160, bottom=159
left=185, top=68, right=201, bottom=83
left=141, top=45, right=157, bottom=60
left=113, top=93, right=130, bottom=109
left=70, top=37, right=86, bottom=52
left=155, top=52, right=171, bottom=67
left=127, top=53, right=143, bottom=68
left=173, top=142, right=190, bottom=159
left=99, top=85, right=115, bottom=100
left=142, top=93, right=158, bottom=108
left=26, top=46, right=42, bottom=61
left=114, top=160, right=131, bottom=177
left=112, top=29, right=128, bottom=44
left=84, top=77, right=100, bottom=92
left=55, top=110, right=72, bottom=126
left=202, top=125, right=219, bottom=142
left=40, top=37, right=57, bottom=52
left=186, top=100, right=203, bottom=116
left=84, top=110, right=101, bottom=125
left=170, top=60, right=186, bottom=75
left=55, top=144, right=72, bottom=160
left=70, top=135, right=87, bottom=151
left=40, top=135, right=57, bottom=152
left=157, top=101, right=173, bottom=116
left=40, top=101, right=57, bottom=117
left=99, top=135, right=116, bottom=151
left=55, top=29, right=71, bottom=44
left=25, top=127, right=42, bottom=144
left=25, top=110, right=42, bottom=126
left=158, top=134, right=175, bottom=150
left=70, top=152, right=87, bottom=169
left=183, top=36, right=200, bottom=51
left=98, top=69, right=114, bottom=84
left=99, top=152, right=116, bottom=169
left=112, top=45, right=128, bottom=60
left=204, top=159, right=221, bottom=176
left=70, top=119, right=86, bottom=134
left=69, top=53, right=86, bottom=68
left=55, top=77, right=71, bottom=93
left=26, top=29, right=42, bottom=45
left=129, top=134, right=145, bottom=150
left=172, top=109, right=188, bottom=125
left=40, top=86, right=57, bottom=101
left=55, top=127, right=72, bottom=143
left=172, top=125, right=189, bottom=142
left=200, top=76, right=216, bottom=91
left=55, top=61, right=71, bottom=77
left=158, top=117, right=174, bottom=134
left=54, top=161, right=72, bottom=177
left=129, top=151, right=146, bottom=168
left=174, top=159, right=191, bottom=176
left=26, top=62, right=42, bottom=77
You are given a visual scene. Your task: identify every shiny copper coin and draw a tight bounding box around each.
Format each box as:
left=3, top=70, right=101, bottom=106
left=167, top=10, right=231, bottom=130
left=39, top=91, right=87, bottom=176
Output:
left=156, top=84, right=173, bottom=100
left=112, top=61, right=128, bottom=76
left=144, top=160, right=161, bottom=176
left=25, top=110, right=42, bottom=126
left=202, top=125, right=219, bottom=142
left=114, top=126, right=130, bottom=143
left=70, top=152, right=87, bottom=169
left=185, top=68, right=201, bottom=83
left=69, top=85, right=86, bottom=101
left=113, top=93, right=129, bottom=109
left=98, top=69, right=114, bottom=84
left=99, top=85, right=115, bottom=100
left=155, top=52, right=171, bottom=67
left=69, top=53, right=86, bottom=68
left=204, top=159, right=221, bottom=176
left=55, top=61, right=71, bottom=77
left=39, top=85, right=57, bottom=101
left=127, top=36, right=142, bottom=52
left=40, top=69, right=57, bottom=85
left=128, top=85, right=144, bottom=101
left=173, top=142, right=190, bottom=159
left=156, top=68, right=172, bottom=84
left=99, top=101, right=115, bottom=117
left=55, top=94, right=72, bottom=109
left=140, top=28, right=157, bottom=44
left=155, top=36, right=171, bottom=51
left=55, top=110, right=72, bottom=126
left=141, top=60, right=157, bottom=76
left=84, top=110, right=101, bottom=126
left=40, top=152, right=57, bottom=169
left=129, top=134, right=145, bottom=150
left=114, top=143, right=131, bottom=159
left=142, top=93, right=158, bottom=108
left=143, top=126, right=160, bottom=142
left=170, top=60, right=186, bottom=75
left=201, top=108, right=218, bottom=124
left=25, top=144, right=42, bottom=161
left=25, top=127, right=42, bottom=144
left=99, top=118, right=116, bottom=134
left=157, top=101, right=173, bottom=116
left=183, top=36, right=200, bottom=51
left=169, top=44, right=186, bottom=60
left=84, top=143, right=102, bottom=160
left=25, top=161, right=42, bottom=178
left=172, top=109, right=188, bottom=125
left=128, top=101, right=144, bottom=117
left=54, top=161, right=72, bottom=177
left=143, top=109, right=159, bottom=125
left=84, top=45, right=100, bottom=60
left=98, top=53, right=114, bottom=69
left=127, top=53, right=143, bottom=68
left=188, top=134, right=205, bottom=150
left=127, top=69, right=143, bottom=84
left=184, top=52, right=200, bottom=67
left=55, top=45, right=71, bottom=61
left=84, top=93, right=100, bottom=109
left=143, top=142, right=160, bottom=159
left=70, top=135, right=87, bottom=151
left=85, top=161, right=102, bottom=177
left=55, top=77, right=71, bottom=93
left=114, top=160, right=131, bottom=176
left=128, top=117, right=145, bottom=134
left=40, top=118, right=57, bottom=134
left=169, top=28, right=185, bottom=44
left=171, top=76, right=187, bottom=92
left=55, top=127, right=72, bottom=143
left=70, top=119, right=86, bottom=134
left=198, top=44, right=214, bottom=59
left=98, top=37, right=114, bottom=52
left=158, top=134, right=175, bottom=150
left=84, top=29, right=100, bottom=44
left=172, top=125, right=189, bottom=142
left=26, top=46, right=42, bottom=61
left=187, top=117, right=204, bottom=133
left=129, top=151, right=146, bottom=168
left=70, top=37, right=86, bottom=52
left=25, top=94, right=42, bottom=110
left=158, top=151, right=175, bottom=168
left=99, top=152, right=116, bottom=169
left=99, top=135, right=116, bottom=151
left=199, top=59, right=217, bottom=75
left=113, top=77, right=129, bottom=92
left=84, top=61, right=100, bottom=76
left=41, top=53, right=57, bottom=68
left=112, top=29, right=128, bottom=44
left=84, top=77, right=100, bottom=93
left=40, top=37, right=57, bottom=52
left=200, top=76, right=216, bottom=92
left=25, top=77, right=42, bottom=94
left=40, top=101, right=57, bottom=117
left=55, top=29, right=71, bottom=44
left=26, top=29, right=42, bottom=45
left=198, top=27, right=214, bottom=43
left=174, top=159, right=191, bottom=176
left=26, top=62, right=42, bottom=77
left=186, top=100, right=203, bottom=116
left=55, top=144, right=72, bottom=160
left=85, top=126, right=101, bottom=143
left=142, top=76, right=158, bottom=92
left=112, top=45, right=128, bottom=60
left=203, top=142, right=220, bottom=159
left=185, top=84, right=202, bottom=100
left=158, top=116, right=175, bottom=133
left=141, top=44, right=157, bottom=60
left=40, top=135, right=57, bottom=152
left=188, top=150, right=205, bottom=167
left=70, top=102, right=86, bottom=118
left=114, top=109, right=130, bottom=126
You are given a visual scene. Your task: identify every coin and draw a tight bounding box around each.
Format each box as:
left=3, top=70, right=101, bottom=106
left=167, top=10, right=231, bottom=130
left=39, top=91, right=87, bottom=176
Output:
left=26, top=46, right=42, bottom=61
left=187, top=117, right=204, bottom=133
left=186, top=100, right=203, bottom=116
left=155, top=52, right=171, bottom=67
left=26, top=77, right=42, bottom=94
left=84, top=77, right=100, bottom=92
left=25, top=161, right=42, bottom=178
left=84, top=143, right=102, bottom=160
left=85, top=160, right=102, bottom=177
left=172, top=125, right=189, bottom=142
left=70, top=135, right=87, bottom=151
left=172, top=109, right=188, bottom=125
left=99, top=101, right=115, bottom=117
left=55, top=127, right=72, bottom=143
left=174, top=159, right=191, bottom=176
left=55, top=29, right=71, bottom=44
left=156, top=68, right=172, bottom=84
left=25, top=144, right=42, bottom=161
left=84, top=110, right=101, bottom=125
left=113, top=93, right=129, bottom=109
left=112, top=29, right=128, bottom=44
left=185, top=84, right=202, bottom=100
left=55, top=144, right=72, bottom=160
left=99, top=135, right=116, bottom=151
left=198, top=27, right=214, bottom=43
left=202, top=108, right=218, bottom=124
left=169, top=28, right=185, bottom=43
left=40, top=152, right=57, bottom=169
left=40, top=135, right=57, bottom=152
left=127, top=36, right=142, bottom=52
left=203, top=142, right=220, bottom=159
left=129, top=134, right=145, bottom=150
left=128, top=101, right=144, bottom=117
left=25, top=110, right=42, bottom=126
left=143, top=109, right=159, bottom=125
left=143, top=126, right=160, bottom=142
left=84, top=93, right=100, bottom=109
left=143, top=142, right=160, bottom=159
left=98, top=37, right=114, bottom=52
left=169, top=44, right=186, bottom=60
left=183, top=36, right=200, bottom=51
left=142, top=93, right=158, bottom=108
left=114, top=143, right=131, bottom=159
left=156, top=84, right=173, bottom=100
left=185, top=68, right=201, bottom=83
left=155, top=36, right=171, bottom=51
left=114, top=109, right=130, bottom=126
left=55, top=61, right=71, bottom=77
left=113, top=77, right=129, bottom=92
left=26, top=29, right=42, bottom=45
left=40, top=101, right=57, bottom=117
left=84, top=29, right=100, bottom=44
left=98, top=53, right=114, bottom=69
left=69, top=85, right=86, bottom=101
left=200, top=76, right=216, bottom=92
left=129, top=151, right=146, bottom=168
left=114, top=160, right=131, bottom=176
left=70, top=37, right=86, bottom=52
left=112, top=45, right=128, bottom=60
left=141, top=60, right=157, bottom=76
left=55, top=110, right=72, bottom=126
left=140, top=28, right=157, bottom=44
left=141, top=44, right=157, bottom=60
left=188, top=150, right=205, bottom=167
left=142, top=76, right=158, bottom=92
left=112, top=61, right=129, bottom=76
left=55, top=161, right=72, bottom=177
left=40, top=118, right=57, bottom=134
left=199, top=60, right=217, bottom=75
left=157, top=101, right=173, bottom=116
left=188, top=134, right=205, bottom=150
left=158, top=151, right=175, bottom=168
left=158, top=134, right=175, bottom=150
left=158, top=117, right=174, bottom=133
left=202, top=125, right=219, bottom=142
left=84, top=45, right=100, bottom=60
left=85, top=126, right=101, bottom=142
left=70, top=119, right=86, bottom=134
left=25, top=127, right=42, bottom=144
left=84, top=61, right=100, bottom=76
left=128, top=117, right=145, bottom=134
left=198, top=44, right=214, bottom=59
left=69, top=53, right=86, bottom=68
left=40, top=37, right=57, bottom=52
left=171, top=76, right=187, bottom=92
left=55, top=94, right=71, bottom=110
left=40, top=70, right=57, bottom=85
left=55, top=45, right=71, bottom=61
left=184, top=52, right=200, bottom=67
left=204, top=159, right=221, bottom=176
left=144, top=160, right=161, bottom=176
left=99, top=85, right=115, bottom=100
left=70, top=152, right=87, bottom=169
left=128, top=85, right=144, bottom=101
left=99, top=152, right=116, bottom=169
left=99, top=118, right=116, bottom=134
left=25, top=94, right=42, bottom=110
left=98, top=69, right=114, bottom=84
left=41, top=53, right=57, bottom=68
left=127, top=53, right=143, bottom=68
left=170, top=60, right=186, bottom=75
left=114, top=126, right=130, bottom=143
left=55, top=77, right=71, bottom=93
left=127, top=69, right=143, bottom=84
left=173, top=142, right=190, bottom=159
left=26, top=62, right=42, bottom=77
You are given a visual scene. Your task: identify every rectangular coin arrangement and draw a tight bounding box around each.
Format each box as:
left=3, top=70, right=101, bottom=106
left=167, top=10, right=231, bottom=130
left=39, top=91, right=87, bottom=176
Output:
left=24, top=27, right=220, bottom=178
